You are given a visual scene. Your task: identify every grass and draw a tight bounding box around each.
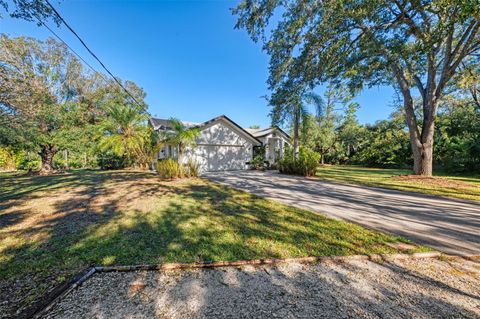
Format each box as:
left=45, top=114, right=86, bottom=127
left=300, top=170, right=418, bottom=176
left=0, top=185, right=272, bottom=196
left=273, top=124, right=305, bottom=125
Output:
left=0, top=169, right=428, bottom=317
left=315, top=165, right=480, bottom=201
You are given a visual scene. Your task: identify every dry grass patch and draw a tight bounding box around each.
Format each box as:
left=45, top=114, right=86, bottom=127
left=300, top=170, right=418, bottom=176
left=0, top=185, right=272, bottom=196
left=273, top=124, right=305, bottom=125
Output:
left=393, top=175, right=476, bottom=189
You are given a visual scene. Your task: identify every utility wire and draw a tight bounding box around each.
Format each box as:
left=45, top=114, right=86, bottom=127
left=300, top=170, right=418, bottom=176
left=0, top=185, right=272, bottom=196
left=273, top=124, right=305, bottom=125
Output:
left=32, top=14, right=109, bottom=83
left=44, top=0, right=145, bottom=108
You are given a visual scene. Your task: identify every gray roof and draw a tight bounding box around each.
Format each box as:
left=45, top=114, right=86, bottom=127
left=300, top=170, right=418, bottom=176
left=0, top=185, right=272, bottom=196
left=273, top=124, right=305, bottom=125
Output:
left=244, top=128, right=262, bottom=134
left=149, top=115, right=262, bottom=145
left=149, top=118, right=199, bottom=130
left=245, top=127, right=291, bottom=140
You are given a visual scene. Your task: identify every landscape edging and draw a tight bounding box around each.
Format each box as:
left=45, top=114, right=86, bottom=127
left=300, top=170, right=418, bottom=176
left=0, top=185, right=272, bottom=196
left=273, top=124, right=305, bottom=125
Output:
left=94, top=251, right=442, bottom=272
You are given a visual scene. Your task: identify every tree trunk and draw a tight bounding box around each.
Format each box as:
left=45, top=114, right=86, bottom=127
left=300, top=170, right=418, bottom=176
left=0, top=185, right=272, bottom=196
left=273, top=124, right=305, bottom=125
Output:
left=404, top=97, right=436, bottom=177
left=411, top=142, right=433, bottom=176
left=39, top=144, right=58, bottom=175
left=293, top=106, right=300, bottom=159
left=64, top=149, right=69, bottom=170
left=394, top=66, right=437, bottom=177
left=320, top=153, right=325, bottom=165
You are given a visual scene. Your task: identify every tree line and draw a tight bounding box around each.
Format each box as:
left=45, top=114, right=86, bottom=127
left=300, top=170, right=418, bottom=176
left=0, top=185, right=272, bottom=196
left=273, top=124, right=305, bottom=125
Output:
left=1, top=32, right=478, bottom=175
left=0, top=35, right=156, bottom=173
left=1, top=1, right=479, bottom=175
left=294, top=85, right=479, bottom=172
left=234, top=0, right=480, bottom=176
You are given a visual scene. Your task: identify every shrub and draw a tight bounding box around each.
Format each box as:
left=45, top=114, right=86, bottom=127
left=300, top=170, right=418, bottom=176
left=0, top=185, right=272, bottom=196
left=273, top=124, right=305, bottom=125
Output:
left=0, top=147, right=17, bottom=170
left=250, top=154, right=265, bottom=170
left=183, top=158, right=200, bottom=177
left=97, top=151, right=128, bottom=170
left=277, top=147, right=294, bottom=174
left=157, top=158, right=200, bottom=179
left=0, top=148, right=38, bottom=171
left=278, top=147, right=320, bottom=176
left=16, top=151, right=40, bottom=171
left=54, top=151, right=92, bottom=169
left=250, top=145, right=266, bottom=170
left=157, top=158, right=181, bottom=179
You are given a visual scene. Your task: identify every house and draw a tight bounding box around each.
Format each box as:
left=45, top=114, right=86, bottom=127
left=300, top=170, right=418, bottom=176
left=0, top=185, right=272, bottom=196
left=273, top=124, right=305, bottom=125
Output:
left=149, top=115, right=291, bottom=173
left=245, top=127, right=291, bottom=164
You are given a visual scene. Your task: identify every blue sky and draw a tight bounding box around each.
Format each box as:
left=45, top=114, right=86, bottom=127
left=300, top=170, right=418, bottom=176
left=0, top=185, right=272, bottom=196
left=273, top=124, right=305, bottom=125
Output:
left=1, top=0, right=397, bottom=128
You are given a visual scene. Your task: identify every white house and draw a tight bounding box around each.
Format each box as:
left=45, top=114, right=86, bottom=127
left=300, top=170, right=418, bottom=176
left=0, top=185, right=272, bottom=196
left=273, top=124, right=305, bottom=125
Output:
left=245, top=127, right=291, bottom=164
left=150, top=115, right=291, bottom=173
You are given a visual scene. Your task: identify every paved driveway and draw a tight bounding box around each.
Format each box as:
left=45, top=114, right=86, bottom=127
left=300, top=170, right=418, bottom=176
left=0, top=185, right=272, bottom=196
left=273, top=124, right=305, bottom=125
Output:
left=204, top=170, right=480, bottom=255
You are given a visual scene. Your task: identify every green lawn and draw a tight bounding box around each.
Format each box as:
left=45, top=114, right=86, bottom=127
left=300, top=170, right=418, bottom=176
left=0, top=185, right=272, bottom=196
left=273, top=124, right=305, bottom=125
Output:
left=0, top=170, right=427, bottom=317
left=315, top=165, right=480, bottom=201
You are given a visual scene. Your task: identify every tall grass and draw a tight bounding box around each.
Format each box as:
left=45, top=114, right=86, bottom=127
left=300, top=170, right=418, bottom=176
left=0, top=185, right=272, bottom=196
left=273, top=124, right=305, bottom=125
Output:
left=156, top=158, right=180, bottom=179
left=184, top=158, right=200, bottom=177
left=156, top=158, right=201, bottom=179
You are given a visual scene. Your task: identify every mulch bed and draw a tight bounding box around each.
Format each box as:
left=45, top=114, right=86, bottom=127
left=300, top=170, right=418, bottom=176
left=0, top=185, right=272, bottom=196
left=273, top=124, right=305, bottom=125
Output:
left=393, top=175, right=475, bottom=189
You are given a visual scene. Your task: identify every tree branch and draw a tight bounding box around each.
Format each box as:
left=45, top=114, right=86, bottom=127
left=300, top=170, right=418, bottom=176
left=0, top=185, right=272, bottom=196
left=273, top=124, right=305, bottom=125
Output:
left=414, top=75, right=426, bottom=100
left=357, top=22, right=421, bottom=142
left=393, top=0, right=426, bottom=41
left=471, top=86, right=480, bottom=108
left=436, top=21, right=480, bottom=99
left=450, top=21, right=476, bottom=59
left=410, top=0, right=431, bottom=32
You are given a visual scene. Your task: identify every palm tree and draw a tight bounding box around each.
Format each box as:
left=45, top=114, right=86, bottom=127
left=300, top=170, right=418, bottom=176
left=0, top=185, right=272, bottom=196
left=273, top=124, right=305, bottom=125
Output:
left=160, top=118, right=200, bottom=163
left=270, top=87, right=304, bottom=159
left=270, top=88, right=323, bottom=159
left=99, top=103, right=155, bottom=169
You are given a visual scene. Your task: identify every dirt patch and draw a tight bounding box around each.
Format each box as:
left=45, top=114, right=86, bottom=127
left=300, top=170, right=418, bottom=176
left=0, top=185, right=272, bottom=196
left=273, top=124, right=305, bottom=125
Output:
left=42, top=256, right=480, bottom=319
left=393, top=175, right=476, bottom=189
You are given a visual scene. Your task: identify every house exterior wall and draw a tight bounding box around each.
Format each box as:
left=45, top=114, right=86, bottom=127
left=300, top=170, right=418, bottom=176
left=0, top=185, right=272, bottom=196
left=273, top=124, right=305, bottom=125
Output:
left=259, top=132, right=289, bottom=164
left=157, top=144, right=176, bottom=160
left=181, top=120, right=255, bottom=173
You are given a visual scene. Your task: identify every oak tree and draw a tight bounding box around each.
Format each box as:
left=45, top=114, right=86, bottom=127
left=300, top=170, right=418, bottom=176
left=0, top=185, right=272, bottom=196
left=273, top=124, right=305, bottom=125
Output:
left=234, top=0, right=480, bottom=175
left=0, top=35, right=99, bottom=173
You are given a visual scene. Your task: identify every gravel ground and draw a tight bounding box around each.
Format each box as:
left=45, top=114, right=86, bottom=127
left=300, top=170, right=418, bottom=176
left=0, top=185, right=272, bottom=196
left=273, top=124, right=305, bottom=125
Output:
left=42, top=256, right=480, bottom=319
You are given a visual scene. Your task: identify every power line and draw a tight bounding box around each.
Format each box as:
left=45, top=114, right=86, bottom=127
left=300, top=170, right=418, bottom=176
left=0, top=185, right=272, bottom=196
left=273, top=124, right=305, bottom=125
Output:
left=44, top=0, right=145, bottom=108
left=32, top=13, right=108, bottom=82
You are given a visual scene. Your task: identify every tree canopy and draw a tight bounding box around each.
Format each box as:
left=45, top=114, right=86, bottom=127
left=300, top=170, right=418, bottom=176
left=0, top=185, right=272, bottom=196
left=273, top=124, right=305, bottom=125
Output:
left=0, top=0, right=60, bottom=24
left=0, top=35, right=90, bottom=172
left=234, top=0, right=480, bottom=175
left=158, top=118, right=200, bottom=161
left=0, top=35, right=154, bottom=173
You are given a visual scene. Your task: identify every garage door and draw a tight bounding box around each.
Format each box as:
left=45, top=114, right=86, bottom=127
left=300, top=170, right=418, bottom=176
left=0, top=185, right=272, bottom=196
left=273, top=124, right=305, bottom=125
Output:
left=194, top=145, right=250, bottom=172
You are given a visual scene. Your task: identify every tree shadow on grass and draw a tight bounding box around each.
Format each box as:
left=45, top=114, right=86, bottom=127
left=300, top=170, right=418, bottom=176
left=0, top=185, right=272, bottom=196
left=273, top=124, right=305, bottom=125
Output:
left=0, top=170, right=426, bottom=318
left=0, top=170, right=183, bottom=317
left=1, top=171, right=277, bottom=317
left=180, top=183, right=404, bottom=258
left=205, top=171, right=480, bottom=254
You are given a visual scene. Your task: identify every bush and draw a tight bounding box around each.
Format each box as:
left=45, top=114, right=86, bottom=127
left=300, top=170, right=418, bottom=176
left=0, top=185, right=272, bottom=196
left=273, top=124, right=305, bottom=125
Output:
left=278, top=147, right=320, bottom=176
left=249, top=146, right=266, bottom=170
left=0, top=147, right=17, bottom=170
left=97, top=151, right=128, bottom=170
left=15, top=151, right=40, bottom=171
left=183, top=158, right=200, bottom=177
left=53, top=151, right=95, bottom=169
left=157, top=158, right=181, bottom=179
left=250, top=153, right=266, bottom=170
left=157, top=158, right=201, bottom=179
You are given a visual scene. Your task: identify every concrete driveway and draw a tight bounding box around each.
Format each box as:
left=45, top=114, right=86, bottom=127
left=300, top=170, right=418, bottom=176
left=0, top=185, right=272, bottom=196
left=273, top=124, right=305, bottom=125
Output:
left=204, top=170, right=480, bottom=256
